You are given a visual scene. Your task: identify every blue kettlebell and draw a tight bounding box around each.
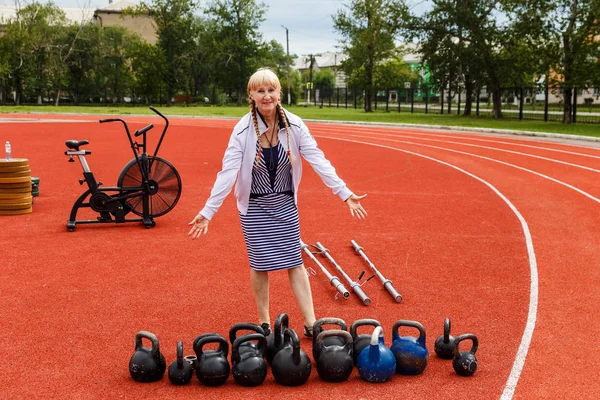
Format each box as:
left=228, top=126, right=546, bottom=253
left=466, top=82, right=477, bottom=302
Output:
left=350, top=318, right=381, bottom=365
left=357, top=326, right=396, bottom=383
left=390, top=320, right=429, bottom=375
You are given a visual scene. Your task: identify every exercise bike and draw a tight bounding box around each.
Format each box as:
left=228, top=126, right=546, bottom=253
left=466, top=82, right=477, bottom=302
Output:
left=64, top=106, right=182, bottom=231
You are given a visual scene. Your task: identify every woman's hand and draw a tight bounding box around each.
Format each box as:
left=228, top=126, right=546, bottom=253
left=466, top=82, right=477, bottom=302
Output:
left=346, top=194, right=368, bottom=220
left=188, top=213, right=210, bottom=238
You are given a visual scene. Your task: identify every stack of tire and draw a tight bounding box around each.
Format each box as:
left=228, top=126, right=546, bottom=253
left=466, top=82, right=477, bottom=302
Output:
left=0, top=158, right=33, bottom=215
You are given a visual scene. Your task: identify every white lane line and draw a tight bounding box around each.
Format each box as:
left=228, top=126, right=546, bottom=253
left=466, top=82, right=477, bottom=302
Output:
left=0, top=119, right=96, bottom=123
left=384, top=130, right=600, bottom=160
left=314, top=134, right=538, bottom=400
left=318, top=132, right=600, bottom=204
left=328, top=130, right=600, bottom=173
left=315, top=127, right=600, bottom=164
left=312, top=122, right=600, bottom=154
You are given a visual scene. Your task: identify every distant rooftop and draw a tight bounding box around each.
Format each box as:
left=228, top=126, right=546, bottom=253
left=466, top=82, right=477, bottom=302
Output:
left=293, top=48, right=422, bottom=70
left=293, top=52, right=347, bottom=70
left=0, top=5, right=94, bottom=24
left=98, top=0, right=138, bottom=12
left=0, top=1, right=138, bottom=25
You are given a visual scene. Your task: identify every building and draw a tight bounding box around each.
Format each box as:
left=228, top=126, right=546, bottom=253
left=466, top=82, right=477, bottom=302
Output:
left=94, top=0, right=157, bottom=44
left=293, top=52, right=348, bottom=88
left=0, top=5, right=94, bottom=36
left=0, top=1, right=156, bottom=43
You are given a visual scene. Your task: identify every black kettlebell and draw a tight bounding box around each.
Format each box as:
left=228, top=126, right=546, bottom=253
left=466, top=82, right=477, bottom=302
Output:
left=315, top=330, right=354, bottom=382
left=232, top=333, right=268, bottom=387
left=452, top=334, right=479, bottom=376
left=434, top=317, right=456, bottom=359
left=350, top=318, right=381, bottom=365
left=168, top=341, right=194, bottom=385
left=272, top=328, right=312, bottom=386
left=266, top=312, right=289, bottom=365
left=229, top=323, right=266, bottom=359
left=129, top=330, right=166, bottom=382
left=193, top=333, right=230, bottom=386
left=312, top=317, right=348, bottom=361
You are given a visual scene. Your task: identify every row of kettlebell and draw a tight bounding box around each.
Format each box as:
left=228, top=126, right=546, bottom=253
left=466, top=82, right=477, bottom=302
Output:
left=128, top=314, right=478, bottom=386
left=312, top=316, right=479, bottom=379
left=434, top=317, right=479, bottom=376
left=313, top=318, right=429, bottom=382
left=128, top=323, right=311, bottom=387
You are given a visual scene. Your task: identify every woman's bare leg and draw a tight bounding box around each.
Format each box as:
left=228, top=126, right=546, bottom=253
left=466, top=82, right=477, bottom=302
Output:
left=288, top=265, right=316, bottom=328
left=250, top=269, right=270, bottom=325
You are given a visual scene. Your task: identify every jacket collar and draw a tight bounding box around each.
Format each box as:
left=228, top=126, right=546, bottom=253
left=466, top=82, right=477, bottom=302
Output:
left=255, top=109, right=285, bottom=135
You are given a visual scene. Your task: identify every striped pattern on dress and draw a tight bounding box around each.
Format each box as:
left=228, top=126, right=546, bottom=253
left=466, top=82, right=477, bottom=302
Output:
left=240, top=143, right=302, bottom=271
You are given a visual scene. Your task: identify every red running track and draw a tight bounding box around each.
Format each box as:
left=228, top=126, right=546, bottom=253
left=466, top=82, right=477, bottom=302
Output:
left=0, top=114, right=598, bottom=399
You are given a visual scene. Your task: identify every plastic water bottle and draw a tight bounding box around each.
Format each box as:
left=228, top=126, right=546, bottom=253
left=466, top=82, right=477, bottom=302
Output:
left=5, top=141, right=11, bottom=161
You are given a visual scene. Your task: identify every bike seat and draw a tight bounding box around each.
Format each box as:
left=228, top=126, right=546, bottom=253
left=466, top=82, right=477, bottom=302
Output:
left=65, top=140, right=89, bottom=150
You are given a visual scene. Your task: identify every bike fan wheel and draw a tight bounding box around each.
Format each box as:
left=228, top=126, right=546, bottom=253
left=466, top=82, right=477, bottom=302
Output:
left=117, top=156, right=182, bottom=218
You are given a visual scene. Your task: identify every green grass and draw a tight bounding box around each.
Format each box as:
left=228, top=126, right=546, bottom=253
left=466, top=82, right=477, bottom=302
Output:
left=1, top=104, right=599, bottom=138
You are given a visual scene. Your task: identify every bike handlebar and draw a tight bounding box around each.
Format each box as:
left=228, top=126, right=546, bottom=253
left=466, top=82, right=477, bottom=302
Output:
left=149, top=106, right=167, bottom=121
left=96, top=106, right=169, bottom=161
left=134, top=124, right=154, bottom=137
left=99, top=118, right=125, bottom=124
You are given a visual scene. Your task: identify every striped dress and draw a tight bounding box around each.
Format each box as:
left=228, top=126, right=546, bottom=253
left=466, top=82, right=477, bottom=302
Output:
left=239, top=142, right=302, bottom=271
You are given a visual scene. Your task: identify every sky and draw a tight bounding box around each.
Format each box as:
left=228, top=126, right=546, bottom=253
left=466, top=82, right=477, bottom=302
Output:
left=0, top=0, right=428, bottom=56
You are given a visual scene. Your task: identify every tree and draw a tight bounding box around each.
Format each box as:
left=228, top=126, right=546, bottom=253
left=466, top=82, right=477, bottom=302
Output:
left=205, top=0, right=267, bottom=105
left=536, top=0, right=600, bottom=123
left=126, top=33, right=164, bottom=104
left=333, top=0, right=407, bottom=112
left=65, top=23, right=103, bottom=104
left=313, top=69, right=335, bottom=89
left=135, top=0, right=198, bottom=106
left=282, top=68, right=302, bottom=105
left=1, top=2, right=67, bottom=104
left=404, top=0, right=549, bottom=118
left=373, top=57, right=418, bottom=89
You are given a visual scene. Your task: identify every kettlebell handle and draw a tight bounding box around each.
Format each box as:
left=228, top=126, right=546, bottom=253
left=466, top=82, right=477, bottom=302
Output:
left=392, top=320, right=427, bottom=347
left=229, top=323, right=266, bottom=344
left=135, top=330, right=161, bottom=360
left=282, top=328, right=302, bottom=364
left=193, top=334, right=229, bottom=358
left=232, top=333, right=268, bottom=363
left=369, top=326, right=384, bottom=345
left=274, top=312, right=289, bottom=346
left=350, top=319, right=381, bottom=339
left=313, top=317, right=348, bottom=339
left=193, top=332, right=220, bottom=351
left=316, top=329, right=353, bottom=349
left=176, top=341, right=184, bottom=369
left=443, top=318, right=451, bottom=343
left=453, top=333, right=478, bottom=356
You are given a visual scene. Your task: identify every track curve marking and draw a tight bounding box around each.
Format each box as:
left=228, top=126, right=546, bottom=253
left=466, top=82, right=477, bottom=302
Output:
left=313, top=134, right=538, bottom=400
left=324, top=132, right=600, bottom=204
left=315, top=124, right=600, bottom=157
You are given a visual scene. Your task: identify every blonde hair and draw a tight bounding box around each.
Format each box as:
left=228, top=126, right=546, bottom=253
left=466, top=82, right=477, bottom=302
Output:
left=247, top=68, right=281, bottom=95
left=248, top=68, right=294, bottom=164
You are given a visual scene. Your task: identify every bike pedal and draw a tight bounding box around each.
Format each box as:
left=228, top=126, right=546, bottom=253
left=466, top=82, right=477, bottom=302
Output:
left=78, top=179, right=85, bottom=185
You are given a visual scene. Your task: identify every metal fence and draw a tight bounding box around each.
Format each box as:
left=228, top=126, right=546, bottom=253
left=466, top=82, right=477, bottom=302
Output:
left=6, top=83, right=599, bottom=124
left=295, top=85, right=600, bottom=124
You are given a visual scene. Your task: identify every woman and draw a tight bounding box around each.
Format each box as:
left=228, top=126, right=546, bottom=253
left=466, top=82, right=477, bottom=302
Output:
left=188, top=68, right=367, bottom=337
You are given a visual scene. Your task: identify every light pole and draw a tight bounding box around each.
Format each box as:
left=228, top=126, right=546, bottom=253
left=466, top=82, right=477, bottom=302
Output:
left=281, top=25, right=291, bottom=105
